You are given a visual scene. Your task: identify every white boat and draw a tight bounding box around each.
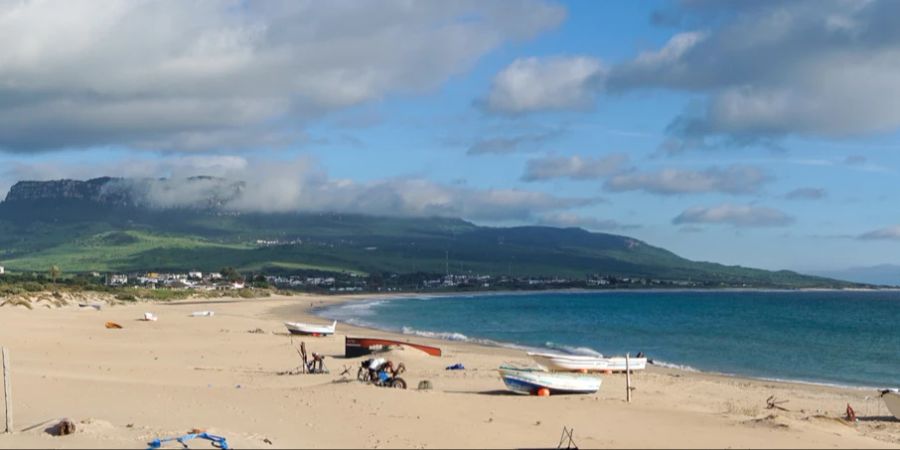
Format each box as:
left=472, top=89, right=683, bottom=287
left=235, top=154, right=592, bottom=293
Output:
left=498, top=366, right=601, bottom=395
left=528, top=351, right=647, bottom=372
left=882, top=389, right=900, bottom=419
left=284, top=320, right=337, bottom=336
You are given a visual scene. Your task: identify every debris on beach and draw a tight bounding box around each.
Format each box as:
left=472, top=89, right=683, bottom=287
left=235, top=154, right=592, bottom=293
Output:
left=247, top=328, right=265, bottom=334
left=142, top=312, right=158, bottom=321
left=191, top=311, right=215, bottom=317
left=47, top=418, right=77, bottom=436
left=445, top=363, right=465, bottom=371
left=104, top=322, right=123, bottom=329
left=417, top=380, right=433, bottom=390
left=147, top=431, right=229, bottom=449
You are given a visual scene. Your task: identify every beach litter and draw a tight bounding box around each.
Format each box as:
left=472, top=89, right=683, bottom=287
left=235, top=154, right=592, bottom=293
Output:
left=445, top=363, right=465, bottom=371
left=191, top=311, right=215, bottom=317
left=418, top=380, right=433, bottom=391
left=766, top=395, right=790, bottom=412
left=47, top=418, right=76, bottom=436
left=104, top=322, right=123, bottom=329
left=78, top=303, right=103, bottom=311
left=142, top=313, right=158, bottom=322
left=147, top=431, right=229, bottom=449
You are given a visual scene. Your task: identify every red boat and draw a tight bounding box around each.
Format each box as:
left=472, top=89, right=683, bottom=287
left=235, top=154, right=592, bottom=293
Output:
left=345, top=336, right=442, bottom=357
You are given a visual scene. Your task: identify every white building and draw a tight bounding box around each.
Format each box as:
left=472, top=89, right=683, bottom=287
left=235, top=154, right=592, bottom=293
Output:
left=0, top=266, right=5, bottom=275
left=188, top=271, right=203, bottom=280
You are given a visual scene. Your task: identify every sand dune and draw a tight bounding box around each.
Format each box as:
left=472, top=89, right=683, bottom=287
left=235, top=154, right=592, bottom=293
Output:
left=0, top=294, right=897, bottom=448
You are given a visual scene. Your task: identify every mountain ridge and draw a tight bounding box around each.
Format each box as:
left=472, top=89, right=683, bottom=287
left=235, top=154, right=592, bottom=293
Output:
left=0, top=178, right=861, bottom=289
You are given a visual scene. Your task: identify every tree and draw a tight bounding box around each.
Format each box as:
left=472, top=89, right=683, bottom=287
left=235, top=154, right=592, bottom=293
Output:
left=49, top=265, right=61, bottom=285
left=220, top=267, right=243, bottom=283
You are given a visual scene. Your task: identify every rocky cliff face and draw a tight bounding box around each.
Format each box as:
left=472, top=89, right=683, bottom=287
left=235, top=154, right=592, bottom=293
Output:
left=3, top=176, right=244, bottom=210
left=4, top=177, right=135, bottom=206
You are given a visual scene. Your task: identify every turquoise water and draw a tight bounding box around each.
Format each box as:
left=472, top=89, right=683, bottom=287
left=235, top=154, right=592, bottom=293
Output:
left=319, top=290, right=900, bottom=388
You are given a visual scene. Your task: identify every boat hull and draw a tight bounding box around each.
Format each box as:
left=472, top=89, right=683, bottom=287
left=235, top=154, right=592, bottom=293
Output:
left=528, top=352, right=647, bottom=372
left=284, top=321, right=336, bottom=336
left=499, top=367, right=601, bottom=395
left=344, top=336, right=442, bottom=357
left=884, top=391, right=900, bottom=419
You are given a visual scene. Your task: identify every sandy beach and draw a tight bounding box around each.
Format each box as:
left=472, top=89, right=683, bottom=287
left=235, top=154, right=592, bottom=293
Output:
left=0, top=293, right=897, bottom=449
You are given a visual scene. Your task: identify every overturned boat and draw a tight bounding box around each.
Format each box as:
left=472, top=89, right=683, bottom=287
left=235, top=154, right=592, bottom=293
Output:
left=499, top=366, right=601, bottom=395
left=284, top=320, right=337, bottom=336
left=528, top=351, right=647, bottom=373
left=345, top=336, right=442, bottom=357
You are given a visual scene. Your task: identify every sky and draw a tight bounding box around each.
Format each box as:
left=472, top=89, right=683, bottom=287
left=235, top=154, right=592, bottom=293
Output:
left=2, top=0, right=900, bottom=272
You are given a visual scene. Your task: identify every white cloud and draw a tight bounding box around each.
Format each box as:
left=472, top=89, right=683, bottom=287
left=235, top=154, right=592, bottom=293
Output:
left=483, top=56, right=605, bottom=114
left=672, top=203, right=793, bottom=227
left=522, top=154, right=629, bottom=181
left=605, top=165, right=770, bottom=195
left=606, top=1, right=900, bottom=149
left=859, top=226, right=900, bottom=241
left=0, top=0, right=565, bottom=152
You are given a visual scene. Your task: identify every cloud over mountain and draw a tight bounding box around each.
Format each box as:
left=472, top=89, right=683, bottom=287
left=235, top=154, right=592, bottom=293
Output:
left=1, top=156, right=598, bottom=222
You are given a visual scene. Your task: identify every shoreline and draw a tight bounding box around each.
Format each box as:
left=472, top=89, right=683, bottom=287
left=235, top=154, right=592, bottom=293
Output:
left=299, top=291, right=898, bottom=392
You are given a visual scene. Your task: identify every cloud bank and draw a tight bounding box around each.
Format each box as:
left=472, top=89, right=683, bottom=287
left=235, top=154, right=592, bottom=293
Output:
left=489, top=1, right=900, bottom=150
left=0, top=0, right=564, bottom=153
left=2, top=156, right=598, bottom=223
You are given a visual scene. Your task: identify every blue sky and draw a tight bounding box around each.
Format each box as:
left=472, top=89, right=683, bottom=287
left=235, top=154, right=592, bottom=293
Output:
left=2, top=0, right=900, bottom=272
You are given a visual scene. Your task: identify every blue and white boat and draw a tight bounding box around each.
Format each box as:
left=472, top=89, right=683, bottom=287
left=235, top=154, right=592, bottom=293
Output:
left=498, top=366, right=601, bottom=395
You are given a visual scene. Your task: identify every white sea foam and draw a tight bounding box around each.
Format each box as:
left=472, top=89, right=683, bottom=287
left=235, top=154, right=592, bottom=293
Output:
left=401, top=327, right=470, bottom=342
left=650, top=360, right=700, bottom=372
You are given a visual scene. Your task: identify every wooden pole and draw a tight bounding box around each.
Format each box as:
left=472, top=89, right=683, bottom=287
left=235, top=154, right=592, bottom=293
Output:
left=625, top=352, right=632, bottom=403
left=2, top=347, right=11, bottom=433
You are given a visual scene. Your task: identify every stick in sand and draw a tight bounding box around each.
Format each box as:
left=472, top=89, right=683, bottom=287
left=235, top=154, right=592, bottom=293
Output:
left=625, top=352, right=632, bottom=404
left=3, top=347, right=11, bottom=433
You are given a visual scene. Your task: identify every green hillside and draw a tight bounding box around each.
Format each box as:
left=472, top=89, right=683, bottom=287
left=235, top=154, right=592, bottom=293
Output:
left=0, top=196, right=855, bottom=289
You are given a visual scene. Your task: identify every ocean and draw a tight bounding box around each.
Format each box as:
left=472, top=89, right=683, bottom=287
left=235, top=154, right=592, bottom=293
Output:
left=317, top=290, right=900, bottom=389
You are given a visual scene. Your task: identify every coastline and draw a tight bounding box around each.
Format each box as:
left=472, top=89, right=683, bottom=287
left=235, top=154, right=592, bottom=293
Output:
left=0, top=293, right=896, bottom=448
left=302, top=290, right=898, bottom=392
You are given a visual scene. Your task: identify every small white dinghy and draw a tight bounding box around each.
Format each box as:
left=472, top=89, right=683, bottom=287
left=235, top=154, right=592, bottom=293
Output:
left=528, top=351, right=647, bottom=373
left=882, top=389, right=900, bottom=419
left=498, top=366, right=601, bottom=395
left=284, top=320, right=337, bottom=336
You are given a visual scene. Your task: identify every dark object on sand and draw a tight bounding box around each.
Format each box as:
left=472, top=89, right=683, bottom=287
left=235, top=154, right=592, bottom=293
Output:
left=357, top=358, right=407, bottom=389
left=557, top=426, right=578, bottom=449
left=846, top=403, right=857, bottom=422
left=345, top=336, right=441, bottom=358
left=48, top=419, right=76, bottom=436
left=445, top=363, right=465, bottom=371
left=418, top=380, right=433, bottom=390
left=766, top=395, right=790, bottom=411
